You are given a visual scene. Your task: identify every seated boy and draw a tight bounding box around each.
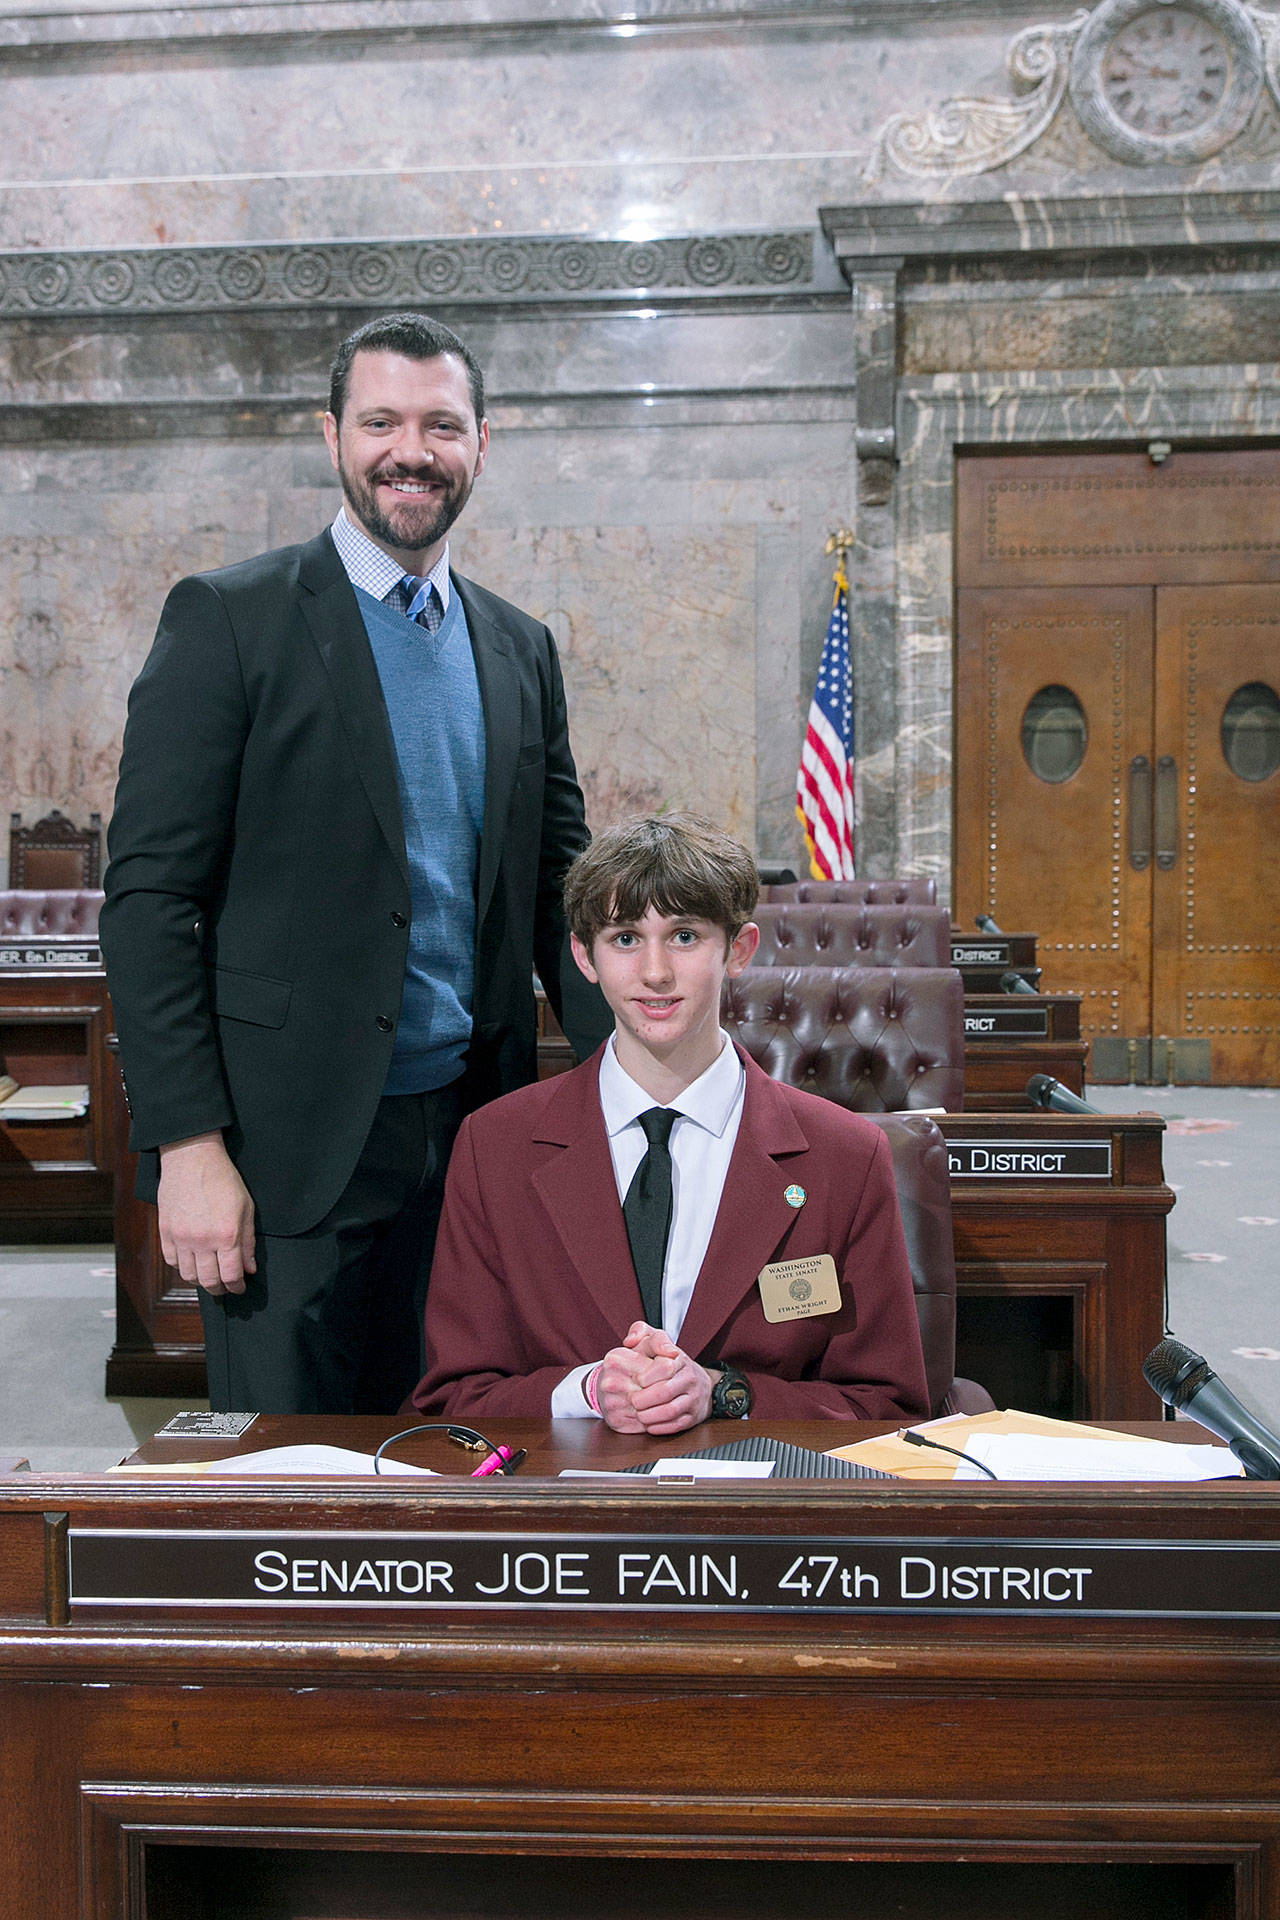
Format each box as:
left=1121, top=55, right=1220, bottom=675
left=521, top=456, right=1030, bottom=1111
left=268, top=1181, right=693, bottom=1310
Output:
left=414, top=814, right=929, bottom=1432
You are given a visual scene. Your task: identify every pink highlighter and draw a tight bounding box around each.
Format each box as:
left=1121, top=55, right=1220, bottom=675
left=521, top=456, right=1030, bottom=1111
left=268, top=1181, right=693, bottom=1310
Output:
left=471, top=1444, right=524, bottom=1477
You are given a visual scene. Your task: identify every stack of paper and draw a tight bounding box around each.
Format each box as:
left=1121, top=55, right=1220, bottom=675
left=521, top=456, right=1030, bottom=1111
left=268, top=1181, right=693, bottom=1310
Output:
left=828, top=1409, right=1243, bottom=1482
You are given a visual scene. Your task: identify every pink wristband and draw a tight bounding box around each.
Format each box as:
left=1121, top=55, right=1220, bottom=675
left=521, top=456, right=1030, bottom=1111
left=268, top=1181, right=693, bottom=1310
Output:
left=584, top=1365, right=603, bottom=1415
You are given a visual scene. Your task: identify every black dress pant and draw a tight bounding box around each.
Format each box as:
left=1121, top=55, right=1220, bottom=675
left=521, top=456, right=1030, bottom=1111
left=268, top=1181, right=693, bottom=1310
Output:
left=199, top=1081, right=464, bottom=1415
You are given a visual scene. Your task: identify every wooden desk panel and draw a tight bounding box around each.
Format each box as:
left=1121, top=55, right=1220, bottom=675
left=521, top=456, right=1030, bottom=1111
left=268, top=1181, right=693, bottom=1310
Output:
left=0, top=969, right=114, bottom=1239
left=943, top=1113, right=1173, bottom=1422
left=962, top=992, right=1088, bottom=1110
left=2, top=1426, right=1278, bottom=1920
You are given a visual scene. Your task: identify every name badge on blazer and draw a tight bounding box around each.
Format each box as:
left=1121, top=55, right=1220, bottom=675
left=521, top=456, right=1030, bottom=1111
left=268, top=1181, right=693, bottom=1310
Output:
left=757, top=1254, right=841, bottom=1324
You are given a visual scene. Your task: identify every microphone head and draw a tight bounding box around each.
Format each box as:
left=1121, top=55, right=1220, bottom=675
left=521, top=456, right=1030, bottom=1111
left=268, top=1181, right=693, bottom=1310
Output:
left=1001, top=969, right=1038, bottom=995
left=1025, top=1073, right=1054, bottom=1108
left=1142, top=1336, right=1213, bottom=1409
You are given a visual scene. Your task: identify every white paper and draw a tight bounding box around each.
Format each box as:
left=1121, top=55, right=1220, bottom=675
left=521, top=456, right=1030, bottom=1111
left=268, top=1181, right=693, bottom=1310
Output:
left=648, top=1457, right=776, bottom=1479
left=951, top=1433, right=1243, bottom=1482
left=114, top=1444, right=438, bottom=1476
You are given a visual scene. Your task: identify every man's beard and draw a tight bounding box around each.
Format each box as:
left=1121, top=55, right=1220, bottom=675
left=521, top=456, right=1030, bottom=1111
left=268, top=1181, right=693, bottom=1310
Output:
left=338, top=456, right=474, bottom=558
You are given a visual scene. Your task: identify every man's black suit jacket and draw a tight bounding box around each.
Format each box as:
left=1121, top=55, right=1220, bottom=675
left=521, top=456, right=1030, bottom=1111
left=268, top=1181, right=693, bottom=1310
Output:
left=101, top=528, right=608, bottom=1236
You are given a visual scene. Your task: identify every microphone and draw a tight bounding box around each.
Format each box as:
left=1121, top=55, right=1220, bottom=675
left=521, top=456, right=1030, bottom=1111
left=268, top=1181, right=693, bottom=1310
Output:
left=1142, top=1337, right=1280, bottom=1480
left=975, top=914, right=1005, bottom=934
left=1001, top=969, right=1038, bottom=996
left=1025, top=1073, right=1101, bottom=1116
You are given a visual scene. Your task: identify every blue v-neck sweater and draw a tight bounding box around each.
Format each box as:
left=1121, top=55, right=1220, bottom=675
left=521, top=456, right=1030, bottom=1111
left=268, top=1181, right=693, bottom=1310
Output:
left=355, top=586, right=486, bottom=1095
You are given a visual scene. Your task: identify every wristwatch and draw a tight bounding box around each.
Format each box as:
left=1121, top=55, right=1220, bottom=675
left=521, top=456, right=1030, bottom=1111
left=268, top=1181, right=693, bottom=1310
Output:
left=709, top=1365, right=752, bottom=1420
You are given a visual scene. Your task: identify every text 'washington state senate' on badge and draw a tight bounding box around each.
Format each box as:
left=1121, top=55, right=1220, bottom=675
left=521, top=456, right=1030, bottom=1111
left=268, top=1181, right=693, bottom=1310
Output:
left=758, top=1254, right=841, bottom=1323
left=784, top=1184, right=806, bottom=1208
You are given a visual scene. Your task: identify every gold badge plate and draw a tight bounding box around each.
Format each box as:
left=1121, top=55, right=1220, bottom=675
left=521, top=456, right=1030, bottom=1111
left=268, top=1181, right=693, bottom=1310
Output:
left=757, top=1253, right=841, bottom=1324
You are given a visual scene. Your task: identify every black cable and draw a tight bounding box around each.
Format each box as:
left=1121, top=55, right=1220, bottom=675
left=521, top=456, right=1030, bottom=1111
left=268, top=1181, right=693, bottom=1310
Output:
left=901, top=1429, right=999, bottom=1480
left=372, top=1422, right=521, bottom=1475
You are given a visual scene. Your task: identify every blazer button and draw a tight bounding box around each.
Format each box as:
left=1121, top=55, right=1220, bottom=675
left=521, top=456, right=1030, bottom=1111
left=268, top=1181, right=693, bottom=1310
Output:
left=391, top=911, right=407, bottom=928
left=376, top=1014, right=393, bottom=1032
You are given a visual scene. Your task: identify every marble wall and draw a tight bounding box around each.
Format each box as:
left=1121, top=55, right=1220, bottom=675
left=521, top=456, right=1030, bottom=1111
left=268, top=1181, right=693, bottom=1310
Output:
left=1, top=0, right=1278, bottom=886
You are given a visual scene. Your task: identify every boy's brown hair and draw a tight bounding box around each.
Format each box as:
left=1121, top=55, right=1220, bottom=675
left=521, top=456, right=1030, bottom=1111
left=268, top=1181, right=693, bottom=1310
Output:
left=564, top=813, right=759, bottom=951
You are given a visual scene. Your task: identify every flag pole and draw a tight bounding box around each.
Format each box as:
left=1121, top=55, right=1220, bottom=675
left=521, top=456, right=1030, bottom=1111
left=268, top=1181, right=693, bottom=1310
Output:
left=796, top=530, right=858, bottom=881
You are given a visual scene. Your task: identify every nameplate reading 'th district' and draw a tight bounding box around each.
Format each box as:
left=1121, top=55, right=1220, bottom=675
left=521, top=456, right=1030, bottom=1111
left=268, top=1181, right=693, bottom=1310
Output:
left=947, top=1139, right=1111, bottom=1179
left=66, top=1530, right=1279, bottom=1619
left=0, top=943, right=101, bottom=968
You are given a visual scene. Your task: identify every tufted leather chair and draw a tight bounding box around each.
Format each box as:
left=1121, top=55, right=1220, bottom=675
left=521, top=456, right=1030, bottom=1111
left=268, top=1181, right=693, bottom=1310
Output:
left=752, top=902, right=951, bottom=970
left=764, top=877, right=937, bottom=906
left=865, top=1112, right=994, bottom=1417
left=724, top=964, right=964, bottom=1114
left=0, top=889, right=104, bottom=938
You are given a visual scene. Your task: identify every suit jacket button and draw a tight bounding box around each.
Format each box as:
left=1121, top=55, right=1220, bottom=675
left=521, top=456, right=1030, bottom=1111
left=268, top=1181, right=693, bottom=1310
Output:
left=376, top=1014, right=393, bottom=1032
left=391, top=911, right=407, bottom=928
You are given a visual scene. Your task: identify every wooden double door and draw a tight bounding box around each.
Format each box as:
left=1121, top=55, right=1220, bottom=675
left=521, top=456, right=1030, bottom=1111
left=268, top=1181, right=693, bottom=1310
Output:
left=955, top=449, right=1280, bottom=1085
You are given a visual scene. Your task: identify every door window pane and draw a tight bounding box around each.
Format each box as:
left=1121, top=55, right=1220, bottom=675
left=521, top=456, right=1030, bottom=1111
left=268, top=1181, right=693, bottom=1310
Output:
left=1221, top=682, right=1280, bottom=782
left=1021, top=685, right=1087, bottom=783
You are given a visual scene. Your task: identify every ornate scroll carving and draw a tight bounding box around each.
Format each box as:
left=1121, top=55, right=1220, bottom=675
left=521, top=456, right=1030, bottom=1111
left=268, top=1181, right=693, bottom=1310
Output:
left=864, top=12, right=1088, bottom=182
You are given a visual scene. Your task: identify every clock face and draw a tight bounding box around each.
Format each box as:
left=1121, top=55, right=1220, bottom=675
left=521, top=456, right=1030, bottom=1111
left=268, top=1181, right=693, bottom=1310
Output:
left=1100, top=6, right=1232, bottom=136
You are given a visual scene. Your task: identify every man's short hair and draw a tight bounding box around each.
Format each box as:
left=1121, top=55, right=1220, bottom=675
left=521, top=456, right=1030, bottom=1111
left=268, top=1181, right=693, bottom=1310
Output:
left=328, top=313, right=486, bottom=426
left=565, top=814, right=759, bottom=950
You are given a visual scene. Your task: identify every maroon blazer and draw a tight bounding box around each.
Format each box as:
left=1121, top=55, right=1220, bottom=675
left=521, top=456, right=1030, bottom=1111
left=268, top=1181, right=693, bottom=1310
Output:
left=415, top=1046, right=929, bottom=1423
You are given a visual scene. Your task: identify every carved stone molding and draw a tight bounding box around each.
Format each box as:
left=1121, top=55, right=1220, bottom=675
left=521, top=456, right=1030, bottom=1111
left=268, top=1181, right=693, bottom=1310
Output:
left=865, top=11, right=1089, bottom=182
left=865, top=0, right=1280, bottom=179
left=0, top=230, right=813, bottom=320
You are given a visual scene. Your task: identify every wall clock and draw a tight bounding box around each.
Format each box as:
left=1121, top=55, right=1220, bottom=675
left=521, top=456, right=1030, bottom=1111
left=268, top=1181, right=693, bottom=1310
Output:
left=1070, top=0, right=1264, bottom=161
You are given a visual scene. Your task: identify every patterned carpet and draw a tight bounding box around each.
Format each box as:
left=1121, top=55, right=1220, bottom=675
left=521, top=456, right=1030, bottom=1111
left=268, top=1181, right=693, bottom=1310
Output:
left=2, top=1085, right=1277, bottom=1471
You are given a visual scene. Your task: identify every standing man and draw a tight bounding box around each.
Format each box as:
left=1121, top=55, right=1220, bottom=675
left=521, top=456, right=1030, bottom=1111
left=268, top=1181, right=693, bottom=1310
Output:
left=102, top=312, right=607, bottom=1415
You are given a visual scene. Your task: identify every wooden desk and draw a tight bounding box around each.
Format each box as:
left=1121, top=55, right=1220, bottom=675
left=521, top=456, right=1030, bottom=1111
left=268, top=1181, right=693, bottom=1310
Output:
left=0, top=966, right=114, bottom=1239
left=950, top=929, right=1039, bottom=993
left=944, top=1113, right=1173, bottom=1422
left=962, top=992, right=1088, bottom=1111
left=2, top=1418, right=1277, bottom=1920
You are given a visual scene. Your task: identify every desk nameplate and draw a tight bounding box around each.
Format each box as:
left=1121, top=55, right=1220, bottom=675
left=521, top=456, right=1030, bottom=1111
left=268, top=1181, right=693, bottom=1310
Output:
left=952, top=942, right=1009, bottom=965
left=0, top=943, right=101, bottom=969
left=67, top=1529, right=1280, bottom=1620
left=948, top=1140, right=1112, bottom=1179
left=964, top=1008, right=1050, bottom=1039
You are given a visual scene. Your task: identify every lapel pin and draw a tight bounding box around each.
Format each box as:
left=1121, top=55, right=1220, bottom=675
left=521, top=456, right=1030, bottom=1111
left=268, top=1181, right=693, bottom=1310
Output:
left=784, top=1184, right=806, bottom=1209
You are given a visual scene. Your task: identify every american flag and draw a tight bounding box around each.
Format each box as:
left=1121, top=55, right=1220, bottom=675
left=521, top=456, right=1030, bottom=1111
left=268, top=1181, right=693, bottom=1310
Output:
left=796, top=553, right=855, bottom=879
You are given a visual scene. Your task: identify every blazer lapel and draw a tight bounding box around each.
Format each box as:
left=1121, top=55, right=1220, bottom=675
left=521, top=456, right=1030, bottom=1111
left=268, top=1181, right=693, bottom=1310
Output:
left=299, top=531, right=408, bottom=884
left=453, top=574, right=519, bottom=932
left=529, top=1058, right=648, bottom=1339
left=675, top=1054, right=812, bottom=1360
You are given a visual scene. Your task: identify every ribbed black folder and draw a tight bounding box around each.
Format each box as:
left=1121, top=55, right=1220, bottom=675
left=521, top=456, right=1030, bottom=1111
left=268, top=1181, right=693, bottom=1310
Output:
left=621, top=1435, right=893, bottom=1479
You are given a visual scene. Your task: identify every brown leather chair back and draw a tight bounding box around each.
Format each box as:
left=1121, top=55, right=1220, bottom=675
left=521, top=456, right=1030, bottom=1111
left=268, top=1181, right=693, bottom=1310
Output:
left=864, top=1113, right=992, bottom=1417
left=8, top=811, right=102, bottom=890
left=764, top=877, right=937, bottom=906
left=752, top=902, right=951, bottom=969
left=723, top=964, right=964, bottom=1113
left=0, top=889, right=104, bottom=938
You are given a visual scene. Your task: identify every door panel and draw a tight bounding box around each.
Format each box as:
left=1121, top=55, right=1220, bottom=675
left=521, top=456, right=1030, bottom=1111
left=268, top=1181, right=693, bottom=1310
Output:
left=956, top=448, right=1280, bottom=1086
left=954, top=587, right=1155, bottom=1056
left=1153, top=585, right=1280, bottom=1083
left=956, top=449, right=1280, bottom=588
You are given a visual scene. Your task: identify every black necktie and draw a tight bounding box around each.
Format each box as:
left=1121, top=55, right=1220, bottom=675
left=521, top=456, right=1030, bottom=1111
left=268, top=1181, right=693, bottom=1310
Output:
left=623, top=1107, right=678, bottom=1328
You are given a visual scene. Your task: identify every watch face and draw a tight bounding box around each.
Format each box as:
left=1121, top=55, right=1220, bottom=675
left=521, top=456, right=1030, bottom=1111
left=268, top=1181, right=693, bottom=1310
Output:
left=1100, top=7, right=1230, bottom=135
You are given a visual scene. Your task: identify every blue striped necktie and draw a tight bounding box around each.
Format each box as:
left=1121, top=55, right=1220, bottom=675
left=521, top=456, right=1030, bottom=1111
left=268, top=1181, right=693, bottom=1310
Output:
left=392, top=574, right=443, bottom=633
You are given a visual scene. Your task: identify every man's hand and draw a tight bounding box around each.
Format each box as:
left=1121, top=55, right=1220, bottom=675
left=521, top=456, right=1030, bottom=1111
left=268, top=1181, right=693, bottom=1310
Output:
left=594, top=1320, right=715, bottom=1435
left=157, top=1133, right=257, bottom=1297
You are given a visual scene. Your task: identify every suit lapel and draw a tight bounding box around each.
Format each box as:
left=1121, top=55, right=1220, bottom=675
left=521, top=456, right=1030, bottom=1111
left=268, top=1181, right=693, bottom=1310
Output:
left=529, top=1058, right=648, bottom=1339
left=453, top=574, right=520, bottom=931
left=299, top=531, right=408, bottom=884
left=675, top=1054, right=812, bottom=1360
